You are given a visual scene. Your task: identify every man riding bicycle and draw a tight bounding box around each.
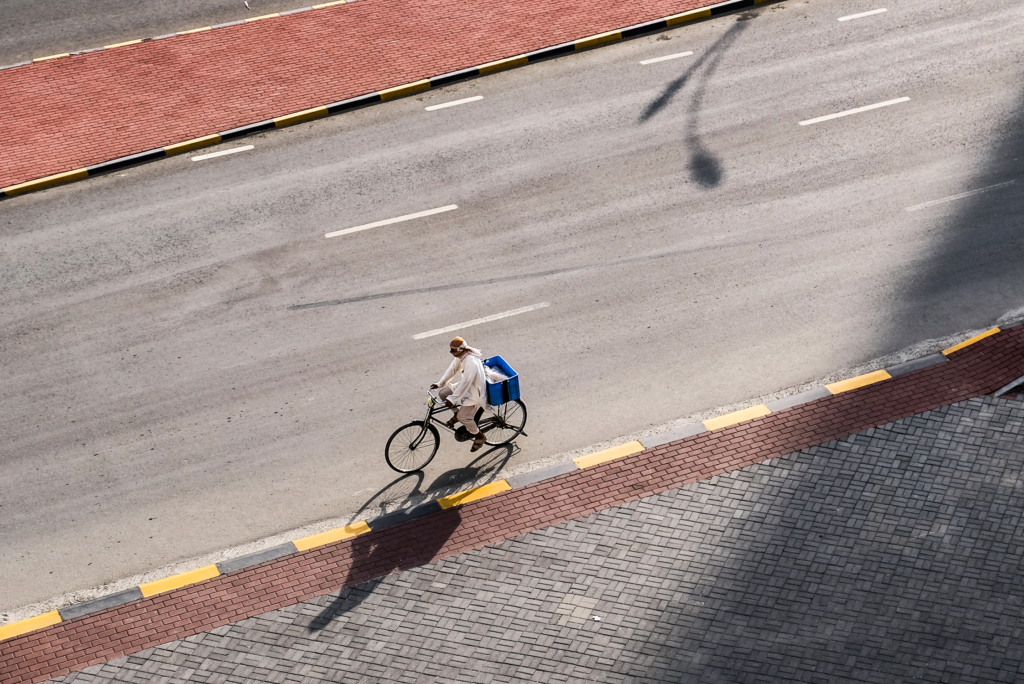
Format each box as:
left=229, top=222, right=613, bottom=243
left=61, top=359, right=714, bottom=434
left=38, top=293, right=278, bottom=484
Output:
left=430, top=337, right=488, bottom=452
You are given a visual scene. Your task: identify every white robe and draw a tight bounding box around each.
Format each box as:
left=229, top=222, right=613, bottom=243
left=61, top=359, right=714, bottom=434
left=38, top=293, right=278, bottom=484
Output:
left=437, top=354, right=489, bottom=411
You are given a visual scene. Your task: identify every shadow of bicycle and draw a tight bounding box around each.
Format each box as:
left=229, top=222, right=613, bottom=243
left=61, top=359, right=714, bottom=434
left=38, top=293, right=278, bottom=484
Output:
left=349, top=443, right=519, bottom=523
left=306, top=443, right=519, bottom=633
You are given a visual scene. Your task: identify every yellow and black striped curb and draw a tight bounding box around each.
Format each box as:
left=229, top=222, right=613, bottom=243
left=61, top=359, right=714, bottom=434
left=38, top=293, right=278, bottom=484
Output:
left=0, top=0, right=773, bottom=201
left=0, top=324, right=1007, bottom=644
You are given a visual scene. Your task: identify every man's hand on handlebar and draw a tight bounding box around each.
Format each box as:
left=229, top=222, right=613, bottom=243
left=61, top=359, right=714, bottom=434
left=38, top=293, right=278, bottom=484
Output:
left=429, top=384, right=454, bottom=409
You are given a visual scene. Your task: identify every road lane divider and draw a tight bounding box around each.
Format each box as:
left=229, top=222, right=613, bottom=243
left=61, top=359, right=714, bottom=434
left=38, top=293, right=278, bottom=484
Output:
left=640, top=51, right=693, bottom=65
left=906, top=180, right=1016, bottom=212
left=413, top=302, right=550, bottom=340
left=2, top=0, right=775, bottom=200
left=192, top=145, right=254, bottom=161
left=325, top=204, right=458, bottom=239
left=426, top=96, right=484, bottom=111
left=799, top=97, right=909, bottom=126
left=838, top=8, right=887, bottom=21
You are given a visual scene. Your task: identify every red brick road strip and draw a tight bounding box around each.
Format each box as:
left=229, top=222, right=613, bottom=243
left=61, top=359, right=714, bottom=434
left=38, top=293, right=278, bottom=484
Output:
left=1, top=325, right=1022, bottom=683
left=0, top=0, right=765, bottom=197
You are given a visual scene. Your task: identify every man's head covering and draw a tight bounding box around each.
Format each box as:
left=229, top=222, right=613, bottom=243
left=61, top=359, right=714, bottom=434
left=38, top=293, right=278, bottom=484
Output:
left=449, top=336, right=482, bottom=357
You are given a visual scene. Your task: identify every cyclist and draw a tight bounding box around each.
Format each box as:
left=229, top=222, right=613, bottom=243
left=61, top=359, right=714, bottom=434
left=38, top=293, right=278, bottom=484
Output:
left=430, top=336, right=488, bottom=452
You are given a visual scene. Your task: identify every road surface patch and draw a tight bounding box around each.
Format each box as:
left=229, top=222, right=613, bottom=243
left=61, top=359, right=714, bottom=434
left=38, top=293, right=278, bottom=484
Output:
left=799, top=96, right=910, bottom=125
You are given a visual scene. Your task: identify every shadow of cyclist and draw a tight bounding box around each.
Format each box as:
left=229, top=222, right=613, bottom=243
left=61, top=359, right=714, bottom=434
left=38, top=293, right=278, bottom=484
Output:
left=307, top=504, right=462, bottom=633
left=308, top=444, right=515, bottom=633
left=426, top=443, right=517, bottom=498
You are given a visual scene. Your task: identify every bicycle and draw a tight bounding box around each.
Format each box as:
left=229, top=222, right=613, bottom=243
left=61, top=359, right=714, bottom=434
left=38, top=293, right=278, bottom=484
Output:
left=384, top=388, right=528, bottom=473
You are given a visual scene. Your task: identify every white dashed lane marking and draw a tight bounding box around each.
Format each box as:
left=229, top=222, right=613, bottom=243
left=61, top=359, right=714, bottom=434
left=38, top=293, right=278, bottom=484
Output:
left=640, top=51, right=693, bottom=65
left=799, top=97, right=909, bottom=125
left=906, top=180, right=1016, bottom=212
left=426, top=96, right=484, bottom=111
left=325, top=205, right=458, bottom=239
left=413, top=302, right=551, bottom=340
left=838, top=8, right=887, bottom=21
left=191, top=145, right=254, bottom=161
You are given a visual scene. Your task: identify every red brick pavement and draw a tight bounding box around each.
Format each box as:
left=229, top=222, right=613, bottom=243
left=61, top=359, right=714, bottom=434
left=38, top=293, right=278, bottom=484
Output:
left=2, top=326, right=1023, bottom=683
left=0, top=0, right=718, bottom=190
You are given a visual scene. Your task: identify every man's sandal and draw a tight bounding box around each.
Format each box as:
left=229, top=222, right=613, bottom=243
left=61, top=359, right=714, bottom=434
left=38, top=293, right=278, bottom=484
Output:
left=445, top=416, right=459, bottom=429
left=470, top=433, right=486, bottom=452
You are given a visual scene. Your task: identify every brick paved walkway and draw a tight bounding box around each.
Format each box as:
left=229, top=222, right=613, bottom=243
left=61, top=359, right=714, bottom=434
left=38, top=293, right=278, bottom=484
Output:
left=44, top=395, right=1024, bottom=683
left=2, top=325, right=1022, bottom=683
left=0, top=0, right=713, bottom=189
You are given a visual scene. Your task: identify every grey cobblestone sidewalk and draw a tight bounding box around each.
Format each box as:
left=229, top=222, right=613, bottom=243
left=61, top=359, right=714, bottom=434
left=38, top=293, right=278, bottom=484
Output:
left=52, top=396, right=1024, bottom=683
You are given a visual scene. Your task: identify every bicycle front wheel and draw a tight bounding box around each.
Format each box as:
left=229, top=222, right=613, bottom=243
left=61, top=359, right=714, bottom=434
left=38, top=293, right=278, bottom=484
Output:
left=385, top=421, right=440, bottom=473
left=478, top=400, right=528, bottom=446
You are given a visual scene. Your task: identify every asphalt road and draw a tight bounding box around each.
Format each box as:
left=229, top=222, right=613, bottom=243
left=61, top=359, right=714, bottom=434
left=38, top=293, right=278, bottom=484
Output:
left=0, top=0, right=318, bottom=66
left=2, top=0, right=1023, bottom=611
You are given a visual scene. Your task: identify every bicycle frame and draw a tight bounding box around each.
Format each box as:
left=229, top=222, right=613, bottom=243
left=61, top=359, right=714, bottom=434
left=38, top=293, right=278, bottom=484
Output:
left=417, top=389, right=459, bottom=444
left=420, top=388, right=525, bottom=443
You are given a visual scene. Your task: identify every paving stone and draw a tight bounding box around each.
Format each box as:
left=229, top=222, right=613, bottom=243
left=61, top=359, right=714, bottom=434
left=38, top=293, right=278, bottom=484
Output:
left=39, top=396, right=1024, bottom=684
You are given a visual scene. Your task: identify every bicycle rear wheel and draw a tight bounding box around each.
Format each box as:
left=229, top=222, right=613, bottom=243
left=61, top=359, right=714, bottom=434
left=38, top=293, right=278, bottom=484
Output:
left=385, top=421, right=440, bottom=473
left=477, top=400, right=528, bottom=446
